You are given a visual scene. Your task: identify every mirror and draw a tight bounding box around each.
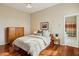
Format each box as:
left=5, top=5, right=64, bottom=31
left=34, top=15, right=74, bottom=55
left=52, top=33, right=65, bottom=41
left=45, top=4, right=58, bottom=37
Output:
left=64, top=14, right=79, bottom=48
left=65, top=16, right=77, bottom=37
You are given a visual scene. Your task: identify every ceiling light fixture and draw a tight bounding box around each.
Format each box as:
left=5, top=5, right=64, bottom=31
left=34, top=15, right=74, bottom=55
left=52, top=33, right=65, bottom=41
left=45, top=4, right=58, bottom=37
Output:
left=26, top=3, right=32, bottom=8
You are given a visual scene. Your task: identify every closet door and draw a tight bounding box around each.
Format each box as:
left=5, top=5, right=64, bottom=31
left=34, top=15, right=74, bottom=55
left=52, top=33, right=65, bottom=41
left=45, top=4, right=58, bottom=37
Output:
left=15, top=27, right=24, bottom=38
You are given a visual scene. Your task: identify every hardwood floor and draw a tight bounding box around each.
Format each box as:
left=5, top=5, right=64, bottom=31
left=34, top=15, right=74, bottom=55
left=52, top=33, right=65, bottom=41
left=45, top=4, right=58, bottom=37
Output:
left=0, top=43, right=79, bottom=56
left=0, top=44, right=31, bottom=56
left=39, top=44, right=79, bottom=56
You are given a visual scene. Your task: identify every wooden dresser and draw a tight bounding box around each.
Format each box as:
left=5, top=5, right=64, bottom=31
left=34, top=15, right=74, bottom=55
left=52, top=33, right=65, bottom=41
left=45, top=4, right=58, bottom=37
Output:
left=5, top=27, right=24, bottom=44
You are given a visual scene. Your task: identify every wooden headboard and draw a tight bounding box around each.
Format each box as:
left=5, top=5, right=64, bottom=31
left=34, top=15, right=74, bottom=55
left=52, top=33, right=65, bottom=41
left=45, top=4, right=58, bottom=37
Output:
left=5, top=27, right=24, bottom=44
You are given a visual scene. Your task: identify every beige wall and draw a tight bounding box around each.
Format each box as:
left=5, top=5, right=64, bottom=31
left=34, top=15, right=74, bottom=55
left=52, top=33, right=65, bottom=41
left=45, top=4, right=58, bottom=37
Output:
left=0, top=5, right=30, bottom=45
left=31, top=3, right=79, bottom=44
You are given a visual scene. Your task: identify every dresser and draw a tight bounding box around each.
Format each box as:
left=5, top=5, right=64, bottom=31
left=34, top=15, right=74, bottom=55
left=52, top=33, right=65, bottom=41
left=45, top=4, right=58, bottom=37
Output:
left=5, top=27, right=24, bottom=44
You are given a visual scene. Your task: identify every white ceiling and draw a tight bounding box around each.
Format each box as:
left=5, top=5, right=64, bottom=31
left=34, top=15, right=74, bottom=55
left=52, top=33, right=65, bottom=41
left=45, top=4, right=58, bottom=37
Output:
left=2, top=3, right=58, bottom=14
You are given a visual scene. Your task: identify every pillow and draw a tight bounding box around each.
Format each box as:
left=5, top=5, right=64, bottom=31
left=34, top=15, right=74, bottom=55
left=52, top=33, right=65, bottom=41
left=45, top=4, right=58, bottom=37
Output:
left=37, top=33, right=42, bottom=36
left=34, top=30, right=43, bottom=36
left=42, top=30, right=50, bottom=37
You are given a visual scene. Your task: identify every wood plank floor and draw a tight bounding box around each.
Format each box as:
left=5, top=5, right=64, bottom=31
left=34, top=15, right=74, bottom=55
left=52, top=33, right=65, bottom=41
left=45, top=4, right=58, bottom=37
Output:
left=39, top=44, right=79, bottom=56
left=0, top=44, right=31, bottom=56
left=0, top=43, right=79, bottom=56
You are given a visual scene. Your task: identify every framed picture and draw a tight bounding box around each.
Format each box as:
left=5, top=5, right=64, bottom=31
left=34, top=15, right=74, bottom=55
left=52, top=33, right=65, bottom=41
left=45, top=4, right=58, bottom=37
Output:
left=40, top=22, right=49, bottom=30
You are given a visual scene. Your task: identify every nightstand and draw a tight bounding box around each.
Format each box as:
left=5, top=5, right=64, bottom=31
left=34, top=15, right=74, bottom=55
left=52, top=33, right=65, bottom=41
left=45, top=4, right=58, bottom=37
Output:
left=50, top=34, right=60, bottom=45
left=50, top=34, right=54, bottom=45
left=54, top=37, right=60, bottom=45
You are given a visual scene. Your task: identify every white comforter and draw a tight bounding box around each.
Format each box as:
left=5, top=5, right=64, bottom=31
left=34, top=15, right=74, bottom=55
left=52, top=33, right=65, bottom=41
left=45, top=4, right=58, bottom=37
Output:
left=13, top=35, right=50, bottom=56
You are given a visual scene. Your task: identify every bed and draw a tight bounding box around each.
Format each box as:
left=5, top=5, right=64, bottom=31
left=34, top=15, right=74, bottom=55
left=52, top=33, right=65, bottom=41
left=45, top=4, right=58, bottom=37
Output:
left=12, top=30, right=51, bottom=56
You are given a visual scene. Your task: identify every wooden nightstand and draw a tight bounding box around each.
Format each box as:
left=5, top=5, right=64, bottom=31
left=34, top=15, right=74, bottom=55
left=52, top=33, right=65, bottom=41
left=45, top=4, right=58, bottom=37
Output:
left=50, top=34, right=54, bottom=45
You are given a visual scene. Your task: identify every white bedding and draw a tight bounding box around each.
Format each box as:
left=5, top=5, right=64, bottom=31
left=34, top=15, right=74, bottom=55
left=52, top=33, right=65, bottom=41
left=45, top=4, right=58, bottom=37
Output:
left=12, top=35, right=50, bottom=56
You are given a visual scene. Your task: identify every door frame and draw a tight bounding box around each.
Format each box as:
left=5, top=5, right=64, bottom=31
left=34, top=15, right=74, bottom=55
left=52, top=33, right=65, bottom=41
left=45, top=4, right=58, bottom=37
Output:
left=64, top=13, right=79, bottom=47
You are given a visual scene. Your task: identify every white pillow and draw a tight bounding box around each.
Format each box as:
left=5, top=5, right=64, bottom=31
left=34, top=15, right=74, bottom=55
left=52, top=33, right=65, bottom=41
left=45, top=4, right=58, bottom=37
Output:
left=43, top=30, right=50, bottom=37
left=37, top=31, right=43, bottom=36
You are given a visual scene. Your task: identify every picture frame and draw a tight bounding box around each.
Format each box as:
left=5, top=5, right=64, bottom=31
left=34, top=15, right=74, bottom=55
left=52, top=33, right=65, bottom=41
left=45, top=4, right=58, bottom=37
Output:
left=40, top=22, right=49, bottom=30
